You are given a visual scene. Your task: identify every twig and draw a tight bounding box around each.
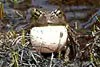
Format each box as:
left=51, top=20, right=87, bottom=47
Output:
left=49, top=53, right=54, bottom=67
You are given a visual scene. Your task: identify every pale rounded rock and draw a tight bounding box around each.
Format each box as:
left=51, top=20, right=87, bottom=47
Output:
left=30, top=26, right=68, bottom=53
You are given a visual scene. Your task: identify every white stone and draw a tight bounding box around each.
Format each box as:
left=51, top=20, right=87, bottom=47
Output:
left=30, top=26, right=68, bottom=53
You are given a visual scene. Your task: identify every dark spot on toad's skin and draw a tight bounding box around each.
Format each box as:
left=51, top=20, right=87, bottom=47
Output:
left=60, top=32, right=63, bottom=38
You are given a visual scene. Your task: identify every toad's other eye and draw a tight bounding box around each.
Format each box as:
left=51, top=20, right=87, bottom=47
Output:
left=31, top=8, right=44, bottom=19
left=54, top=9, right=61, bottom=15
left=51, top=9, right=62, bottom=17
left=32, top=8, right=43, bottom=15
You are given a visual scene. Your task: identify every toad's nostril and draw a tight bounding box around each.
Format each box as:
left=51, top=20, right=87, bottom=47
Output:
left=47, top=20, right=52, bottom=23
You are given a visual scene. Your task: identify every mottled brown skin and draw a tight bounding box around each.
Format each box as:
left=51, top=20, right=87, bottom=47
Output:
left=30, top=8, right=67, bottom=26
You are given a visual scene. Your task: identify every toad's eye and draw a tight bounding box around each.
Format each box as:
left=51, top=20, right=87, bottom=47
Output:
left=31, top=8, right=43, bottom=19
left=53, top=9, right=62, bottom=17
